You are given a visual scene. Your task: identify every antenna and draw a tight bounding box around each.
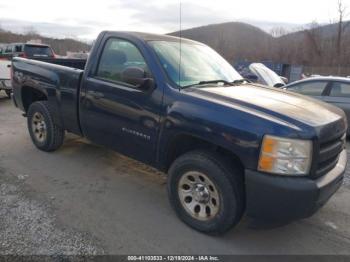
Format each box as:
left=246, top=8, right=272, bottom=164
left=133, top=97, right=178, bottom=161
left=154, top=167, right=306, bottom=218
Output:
left=178, top=0, right=182, bottom=91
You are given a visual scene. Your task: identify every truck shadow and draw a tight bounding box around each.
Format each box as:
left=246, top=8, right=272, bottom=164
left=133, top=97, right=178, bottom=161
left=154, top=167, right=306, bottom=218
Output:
left=245, top=217, right=294, bottom=230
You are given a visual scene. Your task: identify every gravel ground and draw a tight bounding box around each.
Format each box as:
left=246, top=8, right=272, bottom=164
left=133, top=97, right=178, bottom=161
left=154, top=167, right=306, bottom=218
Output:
left=0, top=166, right=104, bottom=255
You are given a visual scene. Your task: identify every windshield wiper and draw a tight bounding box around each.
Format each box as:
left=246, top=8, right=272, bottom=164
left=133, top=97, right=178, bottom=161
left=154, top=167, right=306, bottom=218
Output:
left=182, top=80, right=234, bottom=89
left=182, top=79, right=250, bottom=89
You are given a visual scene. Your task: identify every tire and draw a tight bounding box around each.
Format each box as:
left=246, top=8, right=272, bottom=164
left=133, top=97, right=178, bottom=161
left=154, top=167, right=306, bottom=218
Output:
left=167, top=150, right=244, bottom=234
left=27, top=101, right=65, bottom=152
left=5, top=90, right=11, bottom=99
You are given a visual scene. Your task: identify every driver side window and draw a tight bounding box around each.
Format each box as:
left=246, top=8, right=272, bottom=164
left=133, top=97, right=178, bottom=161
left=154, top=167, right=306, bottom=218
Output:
left=96, top=38, right=150, bottom=86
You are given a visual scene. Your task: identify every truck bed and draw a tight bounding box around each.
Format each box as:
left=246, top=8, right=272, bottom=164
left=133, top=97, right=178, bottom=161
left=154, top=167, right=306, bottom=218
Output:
left=0, top=54, right=87, bottom=70
left=12, top=57, right=84, bottom=135
left=32, top=58, right=87, bottom=70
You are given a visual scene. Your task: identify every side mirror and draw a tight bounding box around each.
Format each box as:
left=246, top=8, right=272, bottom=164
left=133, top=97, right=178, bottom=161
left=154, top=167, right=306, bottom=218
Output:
left=121, top=67, right=154, bottom=90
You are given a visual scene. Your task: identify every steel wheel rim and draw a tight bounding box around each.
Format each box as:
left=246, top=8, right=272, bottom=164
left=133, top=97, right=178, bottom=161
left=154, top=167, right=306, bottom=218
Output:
left=178, top=171, right=220, bottom=221
left=31, top=112, right=47, bottom=143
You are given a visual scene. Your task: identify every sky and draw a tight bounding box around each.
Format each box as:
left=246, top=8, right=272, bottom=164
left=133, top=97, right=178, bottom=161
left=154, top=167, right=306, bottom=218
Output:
left=0, top=0, right=349, bottom=40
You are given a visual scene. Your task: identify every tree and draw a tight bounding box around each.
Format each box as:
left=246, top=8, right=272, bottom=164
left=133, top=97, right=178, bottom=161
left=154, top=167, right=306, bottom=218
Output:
left=304, top=21, right=323, bottom=64
left=336, top=0, right=350, bottom=68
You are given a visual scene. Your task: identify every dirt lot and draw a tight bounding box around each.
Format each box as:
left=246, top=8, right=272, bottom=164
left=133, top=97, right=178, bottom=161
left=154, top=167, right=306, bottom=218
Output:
left=1, top=92, right=350, bottom=255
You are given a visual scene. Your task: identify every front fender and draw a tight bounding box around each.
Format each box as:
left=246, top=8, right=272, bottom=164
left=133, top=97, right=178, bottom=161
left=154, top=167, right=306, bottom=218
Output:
left=157, top=98, right=261, bottom=170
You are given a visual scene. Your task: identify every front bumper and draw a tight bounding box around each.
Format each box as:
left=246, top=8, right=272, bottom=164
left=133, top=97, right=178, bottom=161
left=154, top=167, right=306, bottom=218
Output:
left=245, top=149, right=347, bottom=221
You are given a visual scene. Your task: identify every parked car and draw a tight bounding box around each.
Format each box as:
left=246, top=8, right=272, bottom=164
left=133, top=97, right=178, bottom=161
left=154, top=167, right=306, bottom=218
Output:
left=11, top=31, right=347, bottom=234
left=1, top=43, right=55, bottom=59
left=285, top=76, right=350, bottom=135
left=0, top=59, right=12, bottom=98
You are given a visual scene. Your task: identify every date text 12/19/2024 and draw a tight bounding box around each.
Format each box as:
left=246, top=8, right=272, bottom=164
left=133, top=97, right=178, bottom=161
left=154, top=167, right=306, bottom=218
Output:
left=127, top=256, right=220, bottom=261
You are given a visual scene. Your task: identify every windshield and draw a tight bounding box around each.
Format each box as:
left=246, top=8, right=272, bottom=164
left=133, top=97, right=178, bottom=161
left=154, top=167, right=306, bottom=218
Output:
left=149, top=41, right=243, bottom=87
left=24, top=45, right=54, bottom=57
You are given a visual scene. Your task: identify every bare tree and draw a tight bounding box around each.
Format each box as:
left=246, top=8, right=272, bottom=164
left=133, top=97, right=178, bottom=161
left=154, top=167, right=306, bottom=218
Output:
left=336, top=0, right=350, bottom=68
left=304, top=21, right=323, bottom=64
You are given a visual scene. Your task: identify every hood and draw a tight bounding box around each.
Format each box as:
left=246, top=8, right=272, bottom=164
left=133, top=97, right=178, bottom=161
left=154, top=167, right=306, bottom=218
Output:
left=249, top=63, right=285, bottom=87
left=186, top=84, right=345, bottom=128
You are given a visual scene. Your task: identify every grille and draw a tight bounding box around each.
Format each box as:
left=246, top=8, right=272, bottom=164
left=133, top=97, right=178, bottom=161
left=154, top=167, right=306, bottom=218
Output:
left=315, top=133, right=346, bottom=178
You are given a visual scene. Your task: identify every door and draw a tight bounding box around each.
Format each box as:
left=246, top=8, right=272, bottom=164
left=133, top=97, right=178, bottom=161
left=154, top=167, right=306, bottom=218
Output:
left=80, top=37, right=162, bottom=165
left=322, top=81, right=350, bottom=130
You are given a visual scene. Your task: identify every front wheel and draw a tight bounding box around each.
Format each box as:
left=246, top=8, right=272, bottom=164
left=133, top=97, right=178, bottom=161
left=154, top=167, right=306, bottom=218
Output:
left=27, top=101, right=65, bottom=152
left=167, top=150, right=244, bottom=234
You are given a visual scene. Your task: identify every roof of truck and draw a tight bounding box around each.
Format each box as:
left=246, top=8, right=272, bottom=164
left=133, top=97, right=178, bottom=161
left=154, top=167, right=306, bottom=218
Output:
left=103, top=31, right=201, bottom=44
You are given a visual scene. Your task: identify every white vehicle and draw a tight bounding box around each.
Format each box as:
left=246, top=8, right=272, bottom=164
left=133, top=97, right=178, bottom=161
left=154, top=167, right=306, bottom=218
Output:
left=249, top=63, right=286, bottom=87
left=0, top=59, right=12, bottom=98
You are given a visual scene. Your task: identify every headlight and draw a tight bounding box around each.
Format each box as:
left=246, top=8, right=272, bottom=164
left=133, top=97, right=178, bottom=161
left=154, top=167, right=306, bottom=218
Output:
left=258, top=135, right=312, bottom=176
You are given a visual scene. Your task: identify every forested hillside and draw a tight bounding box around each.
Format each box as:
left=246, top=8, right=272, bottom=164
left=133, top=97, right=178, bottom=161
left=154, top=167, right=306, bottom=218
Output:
left=170, top=21, right=350, bottom=71
left=0, top=29, right=90, bottom=55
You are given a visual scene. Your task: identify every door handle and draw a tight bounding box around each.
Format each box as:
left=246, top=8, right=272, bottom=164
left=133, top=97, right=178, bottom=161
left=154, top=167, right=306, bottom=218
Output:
left=88, top=90, right=104, bottom=99
left=93, top=92, right=104, bottom=99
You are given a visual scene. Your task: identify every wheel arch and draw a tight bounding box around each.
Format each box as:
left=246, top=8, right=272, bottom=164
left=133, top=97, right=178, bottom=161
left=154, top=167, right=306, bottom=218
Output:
left=22, top=86, right=63, bottom=127
left=21, top=86, right=48, bottom=112
left=160, top=133, right=245, bottom=174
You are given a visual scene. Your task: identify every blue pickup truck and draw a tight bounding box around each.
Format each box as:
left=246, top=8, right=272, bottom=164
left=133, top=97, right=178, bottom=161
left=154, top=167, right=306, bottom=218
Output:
left=11, top=31, right=347, bottom=234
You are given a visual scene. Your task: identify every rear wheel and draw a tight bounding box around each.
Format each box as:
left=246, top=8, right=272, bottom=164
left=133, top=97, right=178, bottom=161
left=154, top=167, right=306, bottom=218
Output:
left=27, top=101, right=65, bottom=152
left=167, top=150, right=244, bottom=234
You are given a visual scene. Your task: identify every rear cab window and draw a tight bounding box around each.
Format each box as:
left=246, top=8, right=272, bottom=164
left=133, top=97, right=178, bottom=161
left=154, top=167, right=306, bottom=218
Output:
left=5, top=45, right=12, bottom=53
left=14, top=45, right=23, bottom=53
left=24, top=44, right=54, bottom=57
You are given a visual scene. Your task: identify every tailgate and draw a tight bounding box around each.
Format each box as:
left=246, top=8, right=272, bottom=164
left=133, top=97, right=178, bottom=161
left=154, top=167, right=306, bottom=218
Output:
left=0, top=60, right=11, bottom=80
